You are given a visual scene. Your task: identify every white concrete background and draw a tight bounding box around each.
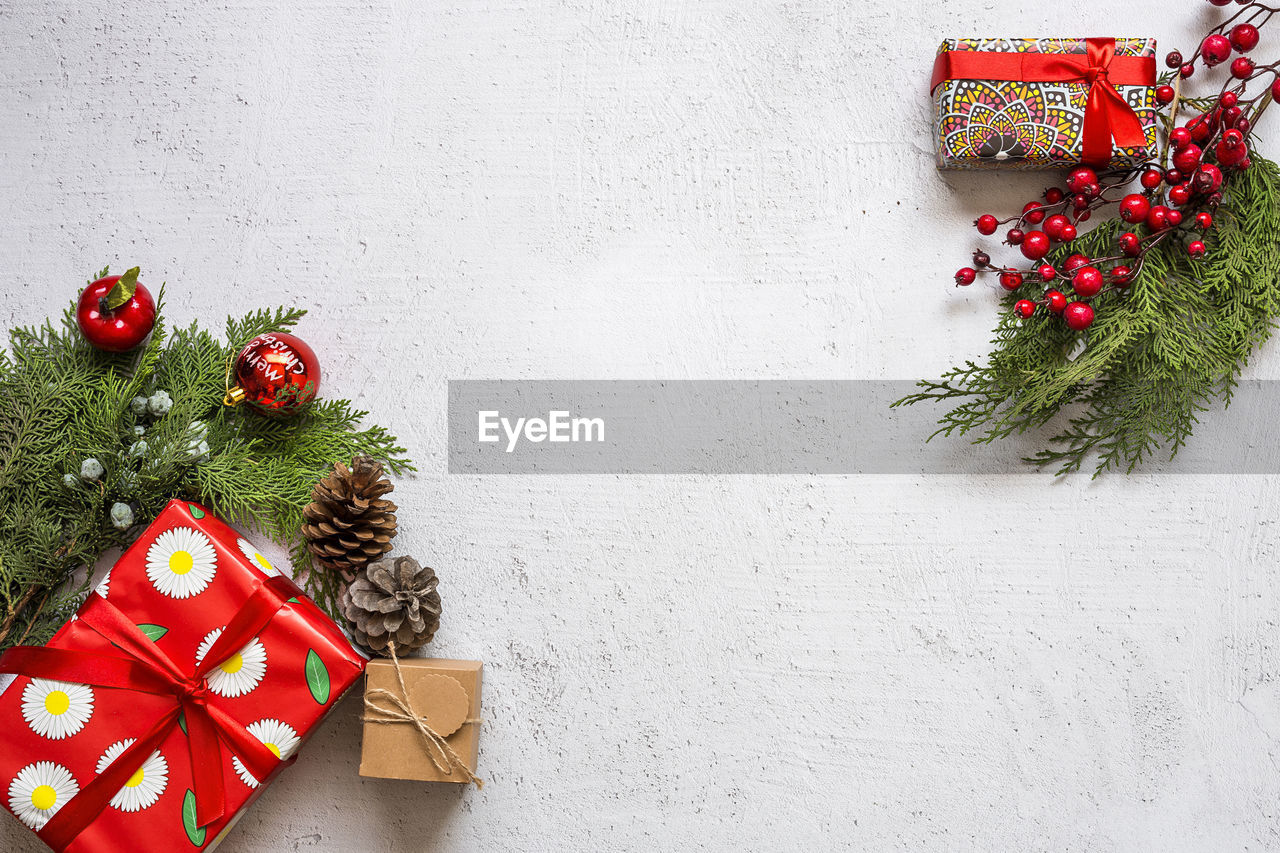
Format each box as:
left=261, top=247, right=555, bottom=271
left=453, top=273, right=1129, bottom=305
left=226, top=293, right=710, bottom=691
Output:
left=3, top=0, right=1280, bottom=850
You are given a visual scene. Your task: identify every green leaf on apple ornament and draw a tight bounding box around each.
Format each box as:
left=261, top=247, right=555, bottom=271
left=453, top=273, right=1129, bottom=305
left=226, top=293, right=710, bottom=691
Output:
left=104, top=266, right=140, bottom=311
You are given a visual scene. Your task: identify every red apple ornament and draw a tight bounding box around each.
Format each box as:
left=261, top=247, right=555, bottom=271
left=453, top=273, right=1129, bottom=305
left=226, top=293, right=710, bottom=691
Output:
left=224, top=331, right=321, bottom=416
left=76, top=267, right=157, bottom=352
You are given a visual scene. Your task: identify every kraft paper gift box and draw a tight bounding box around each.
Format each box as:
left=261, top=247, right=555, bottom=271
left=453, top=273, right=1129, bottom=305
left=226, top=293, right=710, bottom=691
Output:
left=0, top=499, right=365, bottom=852
left=931, top=37, right=1159, bottom=170
left=359, top=658, right=482, bottom=785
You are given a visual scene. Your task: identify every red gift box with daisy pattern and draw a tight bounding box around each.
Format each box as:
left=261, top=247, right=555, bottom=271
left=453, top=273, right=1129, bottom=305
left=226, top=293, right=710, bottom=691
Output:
left=0, top=499, right=365, bottom=852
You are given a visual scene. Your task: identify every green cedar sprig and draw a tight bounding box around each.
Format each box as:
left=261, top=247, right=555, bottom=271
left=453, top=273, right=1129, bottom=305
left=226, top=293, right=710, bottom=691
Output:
left=894, top=155, right=1280, bottom=476
left=0, top=284, right=412, bottom=649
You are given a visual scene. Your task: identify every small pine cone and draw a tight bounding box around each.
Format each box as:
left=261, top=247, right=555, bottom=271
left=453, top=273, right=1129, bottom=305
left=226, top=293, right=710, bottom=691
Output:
left=301, top=456, right=397, bottom=575
left=341, top=556, right=441, bottom=654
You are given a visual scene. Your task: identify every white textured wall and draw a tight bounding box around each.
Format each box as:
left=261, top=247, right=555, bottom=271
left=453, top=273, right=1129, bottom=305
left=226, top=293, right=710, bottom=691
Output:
left=3, top=1, right=1280, bottom=850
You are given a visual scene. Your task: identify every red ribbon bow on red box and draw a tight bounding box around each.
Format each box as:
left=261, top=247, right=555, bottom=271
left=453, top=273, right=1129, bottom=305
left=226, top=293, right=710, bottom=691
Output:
left=0, top=574, right=296, bottom=850
left=931, top=37, right=1156, bottom=166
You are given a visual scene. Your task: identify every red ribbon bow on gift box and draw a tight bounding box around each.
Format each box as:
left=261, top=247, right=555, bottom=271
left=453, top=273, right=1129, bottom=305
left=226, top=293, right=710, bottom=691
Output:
left=930, top=37, right=1156, bottom=166
left=0, top=575, right=297, bottom=850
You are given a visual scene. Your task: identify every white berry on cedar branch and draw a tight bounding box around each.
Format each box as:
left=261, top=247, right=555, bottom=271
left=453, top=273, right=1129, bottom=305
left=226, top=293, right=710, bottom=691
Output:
left=905, top=0, right=1280, bottom=476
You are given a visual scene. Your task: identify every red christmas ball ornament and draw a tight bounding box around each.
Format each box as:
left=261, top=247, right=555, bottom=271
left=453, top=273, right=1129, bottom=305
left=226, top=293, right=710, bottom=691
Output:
left=76, top=267, right=157, bottom=353
left=1230, top=23, right=1260, bottom=53
left=1119, top=194, right=1151, bottom=223
left=975, top=214, right=999, bottom=235
left=1045, top=290, right=1068, bottom=313
left=998, top=271, right=1024, bottom=291
left=225, top=331, right=322, bottom=416
left=1064, top=302, right=1095, bottom=331
left=1019, top=231, right=1051, bottom=260
left=1014, top=299, right=1036, bottom=319
left=1201, top=34, right=1233, bottom=67
left=1072, top=266, right=1105, bottom=298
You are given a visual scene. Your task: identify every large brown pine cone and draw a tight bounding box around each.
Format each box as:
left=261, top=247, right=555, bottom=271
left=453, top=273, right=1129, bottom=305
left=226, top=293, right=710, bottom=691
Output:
left=301, top=456, right=397, bottom=575
left=341, top=556, right=441, bottom=654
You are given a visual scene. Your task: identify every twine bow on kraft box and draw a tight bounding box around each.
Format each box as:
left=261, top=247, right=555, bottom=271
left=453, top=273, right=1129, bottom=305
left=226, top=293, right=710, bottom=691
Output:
left=359, top=649, right=483, bottom=787
left=931, top=37, right=1159, bottom=170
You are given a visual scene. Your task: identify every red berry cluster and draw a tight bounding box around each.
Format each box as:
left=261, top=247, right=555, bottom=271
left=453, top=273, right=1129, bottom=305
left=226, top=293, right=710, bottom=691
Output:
left=954, top=0, right=1279, bottom=332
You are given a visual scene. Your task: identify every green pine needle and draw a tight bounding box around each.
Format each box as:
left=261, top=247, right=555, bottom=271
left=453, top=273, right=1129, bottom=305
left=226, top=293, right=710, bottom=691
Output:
left=0, top=292, right=412, bottom=649
left=895, top=155, right=1280, bottom=477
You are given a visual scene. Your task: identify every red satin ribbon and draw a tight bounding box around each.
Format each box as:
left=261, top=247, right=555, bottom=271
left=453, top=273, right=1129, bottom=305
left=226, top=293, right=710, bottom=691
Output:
left=930, top=38, right=1156, bottom=166
left=0, top=574, right=298, bottom=851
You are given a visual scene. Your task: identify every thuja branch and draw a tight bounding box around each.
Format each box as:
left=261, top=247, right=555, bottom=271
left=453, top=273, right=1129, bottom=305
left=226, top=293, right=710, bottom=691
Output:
left=901, top=1, right=1280, bottom=476
left=0, top=293, right=412, bottom=648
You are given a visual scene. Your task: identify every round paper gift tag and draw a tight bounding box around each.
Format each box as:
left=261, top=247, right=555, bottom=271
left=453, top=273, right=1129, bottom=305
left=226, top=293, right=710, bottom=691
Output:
left=406, top=673, right=469, bottom=737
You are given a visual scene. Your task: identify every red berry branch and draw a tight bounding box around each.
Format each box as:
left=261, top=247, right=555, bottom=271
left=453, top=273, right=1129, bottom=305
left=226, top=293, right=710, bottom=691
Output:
left=902, top=2, right=1280, bottom=476
left=953, top=0, right=1280, bottom=332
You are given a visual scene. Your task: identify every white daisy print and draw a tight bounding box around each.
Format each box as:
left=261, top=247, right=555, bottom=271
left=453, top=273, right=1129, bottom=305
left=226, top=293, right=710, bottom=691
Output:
left=21, top=679, right=94, bottom=740
left=8, top=762, right=78, bottom=830
left=145, top=527, right=217, bottom=599
left=95, top=739, right=168, bottom=812
left=237, top=538, right=280, bottom=576
left=232, top=719, right=299, bottom=788
left=195, top=628, right=267, bottom=697
left=95, top=569, right=111, bottom=598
